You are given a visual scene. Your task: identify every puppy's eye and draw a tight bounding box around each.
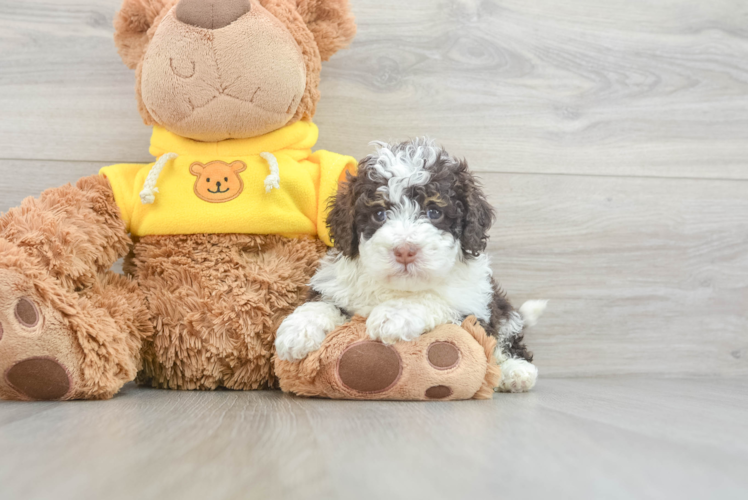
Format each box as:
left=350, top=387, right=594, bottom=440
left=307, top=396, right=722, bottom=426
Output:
left=206, top=178, right=211, bottom=183
left=427, top=208, right=443, bottom=221
left=372, top=209, right=387, bottom=223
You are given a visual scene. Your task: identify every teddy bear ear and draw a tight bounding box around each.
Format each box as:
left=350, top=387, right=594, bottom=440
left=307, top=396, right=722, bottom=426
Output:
left=295, top=0, right=356, bottom=61
left=113, top=0, right=177, bottom=69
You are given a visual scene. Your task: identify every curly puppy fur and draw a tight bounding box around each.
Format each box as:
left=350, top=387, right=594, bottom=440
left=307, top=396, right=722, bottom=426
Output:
left=275, top=139, right=542, bottom=392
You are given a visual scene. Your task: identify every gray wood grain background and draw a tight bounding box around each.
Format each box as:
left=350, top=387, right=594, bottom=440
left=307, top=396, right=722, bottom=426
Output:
left=1, top=379, right=747, bottom=500
left=0, top=0, right=746, bottom=377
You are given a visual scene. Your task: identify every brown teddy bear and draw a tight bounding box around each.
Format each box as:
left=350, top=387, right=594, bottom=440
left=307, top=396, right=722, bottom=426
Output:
left=0, top=0, right=500, bottom=401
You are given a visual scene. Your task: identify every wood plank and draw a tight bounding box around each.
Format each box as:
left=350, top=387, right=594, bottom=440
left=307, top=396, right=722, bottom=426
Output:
left=0, top=379, right=746, bottom=500
left=1, top=160, right=746, bottom=377
left=318, top=0, right=748, bottom=180
left=0, top=0, right=151, bottom=162
left=0, top=159, right=103, bottom=208
left=481, top=171, right=748, bottom=377
left=0, top=1, right=747, bottom=180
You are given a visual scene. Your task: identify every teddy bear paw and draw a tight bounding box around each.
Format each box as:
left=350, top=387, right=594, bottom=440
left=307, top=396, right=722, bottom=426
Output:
left=0, top=270, right=78, bottom=401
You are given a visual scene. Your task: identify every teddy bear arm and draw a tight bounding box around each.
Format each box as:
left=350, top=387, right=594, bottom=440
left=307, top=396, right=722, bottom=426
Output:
left=0, top=174, right=131, bottom=291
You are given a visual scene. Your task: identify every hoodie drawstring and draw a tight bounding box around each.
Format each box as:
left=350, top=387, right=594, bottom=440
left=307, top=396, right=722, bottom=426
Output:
left=260, top=152, right=280, bottom=192
left=140, top=152, right=178, bottom=204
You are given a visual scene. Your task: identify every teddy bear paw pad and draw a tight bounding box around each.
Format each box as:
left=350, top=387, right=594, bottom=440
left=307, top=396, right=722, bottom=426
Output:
left=5, top=357, right=71, bottom=400
left=425, top=385, right=453, bottom=399
left=14, top=298, right=40, bottom=327
left=0, top=273, right=80, bottom=401
left=337, top=341, right=402, bottom=393
left=427, top=341, right=460, bottom=370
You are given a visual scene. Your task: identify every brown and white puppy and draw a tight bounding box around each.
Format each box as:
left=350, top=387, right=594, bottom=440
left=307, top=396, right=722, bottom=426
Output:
left=275, top=139, right=545, bottom=392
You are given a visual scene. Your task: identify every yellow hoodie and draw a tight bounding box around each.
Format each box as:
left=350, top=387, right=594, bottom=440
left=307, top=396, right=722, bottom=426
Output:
left=100, top=121, right=356, bottom=246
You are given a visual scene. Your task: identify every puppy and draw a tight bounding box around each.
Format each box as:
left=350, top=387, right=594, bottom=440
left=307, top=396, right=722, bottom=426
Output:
left=274, top=139, right=545, bottom=392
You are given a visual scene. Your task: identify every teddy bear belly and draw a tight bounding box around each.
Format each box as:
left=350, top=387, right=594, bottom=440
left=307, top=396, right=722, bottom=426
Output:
left=127, top=233, right=327, bottom=390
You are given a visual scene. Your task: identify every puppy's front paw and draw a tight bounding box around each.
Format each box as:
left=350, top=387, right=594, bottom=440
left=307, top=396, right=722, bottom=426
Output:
left=275, top=303, right=347, bottom=361
left=366, top=306, right=427, bottom=344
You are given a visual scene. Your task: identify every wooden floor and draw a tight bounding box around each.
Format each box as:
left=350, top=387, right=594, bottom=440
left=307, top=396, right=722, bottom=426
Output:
left=1, top=0, right=747, bottom=498
left=0, top=378, right=746, bottom=500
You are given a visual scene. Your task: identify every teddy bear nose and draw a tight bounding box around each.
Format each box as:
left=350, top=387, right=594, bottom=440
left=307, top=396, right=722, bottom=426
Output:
left=176, top=0, right=251, bottom=30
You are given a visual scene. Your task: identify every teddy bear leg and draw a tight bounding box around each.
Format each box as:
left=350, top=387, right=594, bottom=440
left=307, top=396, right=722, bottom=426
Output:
left=0, top=176, right=152, bottom=400
left=0, top=268, right=152, bottom=401
left=275, top=316, right=502, bottom=401
left=128, top=234, right=327, bottom=391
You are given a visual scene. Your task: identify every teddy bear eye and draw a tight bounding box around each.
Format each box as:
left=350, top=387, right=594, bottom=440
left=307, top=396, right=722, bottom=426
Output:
left=224, top=177, right=228, bottom=182
left=206, top=178, right=211, bottom=182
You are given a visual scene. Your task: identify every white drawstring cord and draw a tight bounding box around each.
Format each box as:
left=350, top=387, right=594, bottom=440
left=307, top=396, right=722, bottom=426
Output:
left=260, top=152, right=280, bottom=192
left=140, top=152, right=178, bottom=204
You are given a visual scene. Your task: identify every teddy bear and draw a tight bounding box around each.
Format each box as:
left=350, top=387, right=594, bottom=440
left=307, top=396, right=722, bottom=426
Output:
left=0, top=0, right=358, bottom=400
left=0, top=0, right=502, bottom=402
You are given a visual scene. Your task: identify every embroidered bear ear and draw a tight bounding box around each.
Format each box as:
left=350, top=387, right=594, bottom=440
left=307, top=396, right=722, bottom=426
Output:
left=230, top=161, right=247, bottom=173
left=295, top=0, right=356, bottom=61
left=189, top=162, right=205, bottom=176
left=114, top=0, right=177, bottom=69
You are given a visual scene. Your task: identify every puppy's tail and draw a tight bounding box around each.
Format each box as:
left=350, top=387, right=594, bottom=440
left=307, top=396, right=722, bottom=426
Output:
left=518, top=300, right=548, bottom=328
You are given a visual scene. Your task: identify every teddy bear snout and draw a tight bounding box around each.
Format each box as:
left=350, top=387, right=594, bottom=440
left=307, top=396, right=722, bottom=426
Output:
left=176, top=0, right=251, bottom=30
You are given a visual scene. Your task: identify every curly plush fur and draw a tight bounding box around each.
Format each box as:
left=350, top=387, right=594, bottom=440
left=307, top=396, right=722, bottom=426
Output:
left=130, top=233, right=326, bottom=390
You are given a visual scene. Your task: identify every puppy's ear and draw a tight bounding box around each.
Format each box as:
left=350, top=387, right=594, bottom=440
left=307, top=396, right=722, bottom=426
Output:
left=327, top=171, right=359, bottom=257
left=457, top=160, right=495, bottom=257
left=114, top=0, right=176, bottom=69
left=295, top=0, right=357, bottom=61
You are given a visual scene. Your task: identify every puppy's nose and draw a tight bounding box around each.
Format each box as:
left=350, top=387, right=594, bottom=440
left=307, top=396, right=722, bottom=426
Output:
left=394, top=245, right=419, bottom=266
left=176, top=0, right=251, bottom=30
